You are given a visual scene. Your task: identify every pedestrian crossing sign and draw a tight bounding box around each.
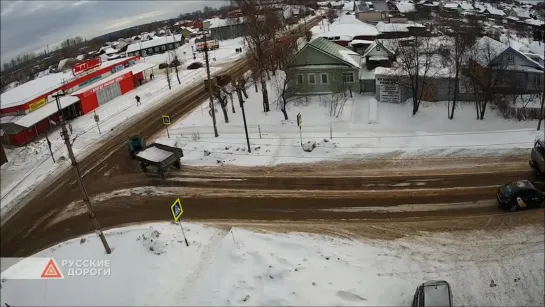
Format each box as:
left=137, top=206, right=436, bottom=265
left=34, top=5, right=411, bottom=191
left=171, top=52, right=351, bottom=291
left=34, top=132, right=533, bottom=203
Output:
left=162, top=115, right=171, bottom=125
left=170, top=198, right=183, bottom=222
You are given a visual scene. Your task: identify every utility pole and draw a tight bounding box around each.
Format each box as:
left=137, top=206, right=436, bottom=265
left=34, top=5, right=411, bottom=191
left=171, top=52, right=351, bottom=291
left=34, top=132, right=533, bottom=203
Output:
left=202, top=24, right=219, bottom=137
left=236, top=82, right=251, bottom=153
left=44, top=132, right=55, bottom=163
left=53, top=92, right=111, bottom=255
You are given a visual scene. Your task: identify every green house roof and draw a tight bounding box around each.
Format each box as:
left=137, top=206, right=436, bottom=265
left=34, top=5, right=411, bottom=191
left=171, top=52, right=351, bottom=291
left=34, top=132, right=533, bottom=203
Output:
left=307, top=37, right=360, bottom=67
left=287, top=37, right=361, bottom=68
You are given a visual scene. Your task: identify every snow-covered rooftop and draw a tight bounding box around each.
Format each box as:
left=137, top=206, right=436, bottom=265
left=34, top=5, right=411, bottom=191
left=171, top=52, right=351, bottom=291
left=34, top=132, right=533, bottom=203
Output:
left=511, top=7, right=531, bottom=19
left=471, top=36, right=509, bottom=66
left=14, top=96, right=80, bottom=128
left=395, top=1, right=415, bottom=12
left=484, top=5, right=505, bottom=16
left=376, top=22, right=424, bottom=33
left=443, top=3, right=459, bottom=9
left=204, top=17, right=246, bottom=29
left=317, top=15, right=379, bottom=39
left=126, top=34, right=183, bottom=53
left=0, top=57, right=134, bottom=109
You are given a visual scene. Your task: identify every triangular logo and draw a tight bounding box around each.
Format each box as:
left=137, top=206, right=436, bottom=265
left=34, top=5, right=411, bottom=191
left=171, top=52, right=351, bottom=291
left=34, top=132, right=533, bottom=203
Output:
left=41, top=259, right=63, bottom=279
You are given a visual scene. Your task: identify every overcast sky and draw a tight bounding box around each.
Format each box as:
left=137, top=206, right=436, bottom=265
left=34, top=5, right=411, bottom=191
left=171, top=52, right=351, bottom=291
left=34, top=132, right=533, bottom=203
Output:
left=1, top=0, right=225, bottom=62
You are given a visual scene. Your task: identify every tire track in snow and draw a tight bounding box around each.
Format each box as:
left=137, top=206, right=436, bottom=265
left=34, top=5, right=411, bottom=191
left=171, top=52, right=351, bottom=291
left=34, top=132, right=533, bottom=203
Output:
left=267, top=136, right=284, bottom=166
left=171, top=228, right=230, bottom=305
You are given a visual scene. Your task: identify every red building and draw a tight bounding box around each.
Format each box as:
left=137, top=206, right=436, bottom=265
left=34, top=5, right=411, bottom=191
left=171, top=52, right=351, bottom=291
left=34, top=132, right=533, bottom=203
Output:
left=0, top=56, right=154, bottom=146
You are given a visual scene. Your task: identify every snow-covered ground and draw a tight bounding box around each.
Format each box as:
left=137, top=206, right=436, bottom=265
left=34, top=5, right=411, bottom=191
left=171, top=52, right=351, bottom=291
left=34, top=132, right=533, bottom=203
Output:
left=156, top=72, right=541, bottom=166
left=0, top=66, right=220, bottom=221
left=1, top=222, right=543, bottom=306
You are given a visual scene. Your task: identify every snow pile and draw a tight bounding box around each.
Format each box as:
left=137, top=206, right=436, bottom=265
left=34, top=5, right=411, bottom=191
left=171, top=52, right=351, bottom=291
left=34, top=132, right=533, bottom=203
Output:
left=138, top=228, right=168, bottom=255
left=0, top=222, right=543, bottom=306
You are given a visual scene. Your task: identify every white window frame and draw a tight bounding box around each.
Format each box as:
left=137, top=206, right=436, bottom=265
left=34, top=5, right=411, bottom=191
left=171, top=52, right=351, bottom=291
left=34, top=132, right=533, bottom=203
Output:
left=147, top=48, right=153, bottom=53
left=342, top=72, right=355, bottom=83
left=320, top=73, right=329, bottom=85
left=308, top=73, right=316, bottom=85
left=175, top=43, right=180, bottom=47
left=161, top=45, right=167, bottom=51
left=296, top=74, right=304, bottom=85
left=155, top=47, right=160, bottom=52
left=506, top=52, right=514, bottom=63
left=376, top=46, right=381, bottom=51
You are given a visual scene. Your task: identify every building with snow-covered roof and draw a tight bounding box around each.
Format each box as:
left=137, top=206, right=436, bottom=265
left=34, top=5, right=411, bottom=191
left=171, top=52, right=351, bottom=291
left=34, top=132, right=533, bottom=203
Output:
left=479, top=4, right=506, bottom=19
left=508, top=7, right=531, bottom=20
left=204, top=17, right=247, bottom=40
left=355, top=0, right=389, bottom=22
left=0, top=56, right=152, bottom=146
left=126, top=34, right=183, bottom=57
left=468, top=36, right=543, bottom=95
left=376, top=22, right=426, bottom=39
left=395, top=1, right=415, bottom=13
left=285, top=37, right=362, bottom=96
left=316, top=15, right=379, bottom=46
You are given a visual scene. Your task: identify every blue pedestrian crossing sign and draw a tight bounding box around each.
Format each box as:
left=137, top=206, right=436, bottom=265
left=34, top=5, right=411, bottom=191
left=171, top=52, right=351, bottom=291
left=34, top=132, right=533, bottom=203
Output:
left=170, top=198, right=183, bottom=222
left=162, top=115, right=171, bottom=125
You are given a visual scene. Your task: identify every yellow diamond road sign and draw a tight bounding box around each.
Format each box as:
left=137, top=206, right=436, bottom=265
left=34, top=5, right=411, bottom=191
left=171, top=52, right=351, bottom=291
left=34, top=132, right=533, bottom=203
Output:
left=170, top=198, right=183, bottom=222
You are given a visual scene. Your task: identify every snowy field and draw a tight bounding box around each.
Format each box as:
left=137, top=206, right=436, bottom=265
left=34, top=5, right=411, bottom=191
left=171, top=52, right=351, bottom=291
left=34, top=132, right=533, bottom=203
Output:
left=0, top=66, right=220, bottom=221
left=1, top=222, right=543, bottom=306
left=156, top=72, right=541, bottom=166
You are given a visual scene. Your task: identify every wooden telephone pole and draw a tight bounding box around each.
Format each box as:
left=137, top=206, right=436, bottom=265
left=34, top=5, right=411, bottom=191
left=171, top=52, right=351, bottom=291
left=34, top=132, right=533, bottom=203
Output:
left=53, top=92, right=111, bottom=254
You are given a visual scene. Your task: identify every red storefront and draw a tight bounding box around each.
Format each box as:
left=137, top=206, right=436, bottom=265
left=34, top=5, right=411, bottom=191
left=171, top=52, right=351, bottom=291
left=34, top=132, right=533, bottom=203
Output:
left=0, top=56, right=152, bottom=146
left=72, top=62, right=152, bottom=115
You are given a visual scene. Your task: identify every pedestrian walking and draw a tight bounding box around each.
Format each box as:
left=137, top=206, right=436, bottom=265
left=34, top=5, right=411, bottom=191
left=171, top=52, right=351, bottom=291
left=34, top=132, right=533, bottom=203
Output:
left=68, top=123, right=73, bottom=135
left=135, top=95, right=141, bottom=106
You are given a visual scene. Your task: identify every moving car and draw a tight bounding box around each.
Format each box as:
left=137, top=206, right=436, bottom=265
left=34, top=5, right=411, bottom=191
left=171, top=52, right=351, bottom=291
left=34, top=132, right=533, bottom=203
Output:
left=412, top=280, right=453, bottom=307
left=497, top=180, right=545, bottom=212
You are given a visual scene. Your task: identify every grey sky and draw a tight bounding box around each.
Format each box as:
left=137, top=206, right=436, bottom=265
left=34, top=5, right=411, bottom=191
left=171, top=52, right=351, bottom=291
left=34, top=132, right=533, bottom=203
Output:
left=1, top=0, right=225, bottom=62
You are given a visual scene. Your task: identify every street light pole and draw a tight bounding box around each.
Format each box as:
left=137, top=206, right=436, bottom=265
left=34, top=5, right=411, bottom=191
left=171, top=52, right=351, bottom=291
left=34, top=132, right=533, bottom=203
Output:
left=53, top=93, right=111, bottom=254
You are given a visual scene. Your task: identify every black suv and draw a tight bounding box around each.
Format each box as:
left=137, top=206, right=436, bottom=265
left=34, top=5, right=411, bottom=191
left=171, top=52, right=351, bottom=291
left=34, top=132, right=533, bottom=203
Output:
left=497, top=180, right=545, bottom=212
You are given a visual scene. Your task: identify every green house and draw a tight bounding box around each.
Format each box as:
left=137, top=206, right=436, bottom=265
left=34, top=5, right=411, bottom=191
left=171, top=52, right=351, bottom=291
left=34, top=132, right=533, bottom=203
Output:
left=285, top=37, right=362, bottom=96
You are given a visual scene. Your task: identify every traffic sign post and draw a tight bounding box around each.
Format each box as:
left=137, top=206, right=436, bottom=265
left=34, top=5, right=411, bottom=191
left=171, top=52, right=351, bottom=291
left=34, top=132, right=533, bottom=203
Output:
left=297, top=113, right=303, bottom=146
left=170, top=198, right=189, bottom=246
left=162, top=115, right=171, bottom=138
left=94, top=111, right=101, bottom=135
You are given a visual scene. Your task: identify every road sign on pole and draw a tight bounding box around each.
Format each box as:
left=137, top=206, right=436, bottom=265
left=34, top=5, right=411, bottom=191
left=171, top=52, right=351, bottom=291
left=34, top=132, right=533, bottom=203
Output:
left=162, top=115, right=171, bottom=138
left=170, top=198, right=183, bottom=221
left=94, top=111, right=101, bottom=135
left=170, top=198, right=189, bottom=246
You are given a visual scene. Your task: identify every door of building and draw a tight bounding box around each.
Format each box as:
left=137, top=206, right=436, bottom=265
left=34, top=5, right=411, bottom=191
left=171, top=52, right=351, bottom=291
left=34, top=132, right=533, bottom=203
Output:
left=96, top=82, right=122, bottom=105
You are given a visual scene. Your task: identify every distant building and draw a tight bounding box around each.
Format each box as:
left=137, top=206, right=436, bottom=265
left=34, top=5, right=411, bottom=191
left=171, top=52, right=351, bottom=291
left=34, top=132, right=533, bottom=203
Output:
left=356, top=0, right=389, bottom=22
left=126, top=35, right=183, bottom=57
left=205, top=17, right=247, bottom=40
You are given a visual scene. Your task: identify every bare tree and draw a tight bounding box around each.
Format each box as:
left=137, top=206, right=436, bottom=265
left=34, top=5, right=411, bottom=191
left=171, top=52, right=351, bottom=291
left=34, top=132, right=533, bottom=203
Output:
left=393, top=36, right=439, bottom=115
left=170, top=53, right=183, bottom=85
left=442, top=27, right=476, bottom=119
left=326, top=9, right=337, bottom=25
left=234, top=0, right=281, bottom=113
left=467, top=36, right=513, bottom=120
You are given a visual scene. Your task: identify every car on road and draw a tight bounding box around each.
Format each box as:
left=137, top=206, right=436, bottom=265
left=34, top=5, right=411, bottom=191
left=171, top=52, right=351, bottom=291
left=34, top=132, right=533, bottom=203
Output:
left=412, top=280, right=453, bottom=307
left=497, top=180, right=545, bottom=212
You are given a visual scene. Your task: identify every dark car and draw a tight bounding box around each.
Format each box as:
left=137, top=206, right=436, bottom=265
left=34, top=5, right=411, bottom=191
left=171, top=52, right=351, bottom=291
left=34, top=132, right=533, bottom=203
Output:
left=497, top=180, right=545, bottom=212
left=412, top=280, right=453, bottom=307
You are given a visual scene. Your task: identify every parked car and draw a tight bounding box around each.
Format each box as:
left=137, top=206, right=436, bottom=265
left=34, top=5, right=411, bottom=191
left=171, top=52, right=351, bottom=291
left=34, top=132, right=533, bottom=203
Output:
left=497, top=180, right=545, bottom=212
left=412, top=280, right=452, bottom=307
